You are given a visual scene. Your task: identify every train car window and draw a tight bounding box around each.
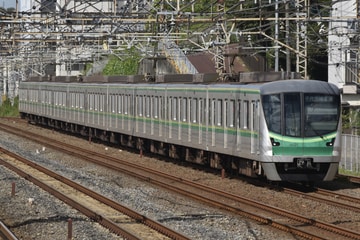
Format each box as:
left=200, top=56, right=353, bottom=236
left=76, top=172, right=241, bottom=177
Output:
left=209, top=99, right=215, bottom=126
left=58, top=92, right=61, bottom=106
left=243, top=101, right=249, bottom=129
left=99, top=94, right=102, bottom=112
left=142, top=96, right=146, bottom=117
left=75, top=92, right=78, bottom=108
left=118, top=95, right=122, bottom=114
left=35, top=89, right=38, bottom=102
left=284, top=93, right=301, bottom=137
left=93, top=93, right=96, bottom=110
left=237, top=100, right=242, bottom=128
left=95, top=93, right=100, bottom=111
left=110, top=94, right=115, bottom=113
left=198, top=99, right=203, bottom=124
left=73, top=92, right=76, bottom=108
left=191, top=98, right=197, bottom=123
left=30, top=90, right=33, bottom=102
left=181, top=98, right=187, bottom=122
left=137, top=95, right=142, bottom=116
left=94, top=94, right=98, bottom=111
left=81, top=93, right=84, bottom=109
left=88, top=93, right=91, bottom=110
left=224, top=100, right=227, bottom=127
left=81, top=92, right=84, bottom=109
left=32, top=90, right=35, bottom=102
left=48, top=91, right=51, bottom=105
left=218, top=100, right=223, bottom=126
left=62, top=92, right=66, bottom=107
left=187, top=98, right=191, bottom=123
left=91, top=93, right=95, bottom=111
left=146, top=96, right=150, bottom=118
left=167, top=97, right=171, bottom=121
left=253, top=100, right=259, bottom=131
left=91, top=93, right=94, bottom=111
left=154, top=96, right=158, bottom=119
left=89, top=93, right=95, bottom=111
left=77, top=92, right=80, bottom=109
left=159, top=96, right=163, bottom=120
left=141, top=95, right=145, bottom=117
left=251, top=100, right=259, bottom=131
left=41, top=91, right=45, bottom=104
left=173, top=97, right=178, bottom=121
left=70, top=92, right=74, bottom=108
left=130, top=94, right=134, bottom=116
left=228, top=100, right=235, bottom=128
left=304, top=94, right=340, bottom=137
left=124, top=95, right=128, bottom=115
left=70, top=93, right=74, bottom=108
left=262, top=94, right=281, bottom=134
left=129, top=94, right=133, bottom=115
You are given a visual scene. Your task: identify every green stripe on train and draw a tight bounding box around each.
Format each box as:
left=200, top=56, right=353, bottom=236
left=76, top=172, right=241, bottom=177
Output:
left=20, top=101, right=258, bottom=138
left=269, top=132, right=336, bottom=156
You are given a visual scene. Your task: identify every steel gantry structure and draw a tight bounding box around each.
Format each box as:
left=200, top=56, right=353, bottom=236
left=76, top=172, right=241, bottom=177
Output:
left=0, top=0, right=320, bottom=100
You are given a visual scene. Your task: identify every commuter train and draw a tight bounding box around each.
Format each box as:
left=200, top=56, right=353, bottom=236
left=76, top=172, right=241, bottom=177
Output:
left=18, top=76, right=342, bottom=182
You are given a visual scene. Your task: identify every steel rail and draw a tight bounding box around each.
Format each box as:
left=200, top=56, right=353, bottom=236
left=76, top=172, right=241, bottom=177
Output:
left=0, top=221, right=18, bottom=240
left=0, top=121, right=359, bottom=239
left=0, top=147, right=189, bottom=240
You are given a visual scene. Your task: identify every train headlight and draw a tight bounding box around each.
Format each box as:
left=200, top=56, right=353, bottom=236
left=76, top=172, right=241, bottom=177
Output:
left=326, top=138, right=335, bottom=147
left=270, top=137, right=280, bottom=146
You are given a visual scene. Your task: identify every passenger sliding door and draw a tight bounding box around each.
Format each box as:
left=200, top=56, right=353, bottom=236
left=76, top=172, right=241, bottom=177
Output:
left=250, top=100, right=260, bottom=155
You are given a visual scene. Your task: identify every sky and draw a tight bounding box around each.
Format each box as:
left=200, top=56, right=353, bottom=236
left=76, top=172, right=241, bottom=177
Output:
left=2, top=0, right=16, bottom=9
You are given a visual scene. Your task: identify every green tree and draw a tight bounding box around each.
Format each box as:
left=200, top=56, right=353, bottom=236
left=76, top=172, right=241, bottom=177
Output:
left=102, top=48, right=141, bottom=76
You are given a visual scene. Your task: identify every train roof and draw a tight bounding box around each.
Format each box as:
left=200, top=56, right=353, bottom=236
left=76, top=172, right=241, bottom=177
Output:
left=21, top=79, right=340, bottom=95
left=260, top=79, right=340, bottom=95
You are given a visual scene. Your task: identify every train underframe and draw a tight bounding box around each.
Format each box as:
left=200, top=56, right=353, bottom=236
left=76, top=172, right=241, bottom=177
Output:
left=22, top=114, right=262, bottom=178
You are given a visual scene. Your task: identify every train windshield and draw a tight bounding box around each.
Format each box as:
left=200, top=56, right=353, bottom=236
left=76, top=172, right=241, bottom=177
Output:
left=262, top=93, right=340, bottom=137
left=304, top=94, right=339, bottom=137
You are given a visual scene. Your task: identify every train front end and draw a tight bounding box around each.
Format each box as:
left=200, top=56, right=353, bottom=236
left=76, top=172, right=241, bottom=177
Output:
left=259, top=80, right=341, bottom=182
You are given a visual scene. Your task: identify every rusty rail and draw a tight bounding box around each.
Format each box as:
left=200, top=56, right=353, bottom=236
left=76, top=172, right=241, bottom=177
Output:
left=0, top=121, right=360, bottom=239
left=0, top=221, right=18, bottom=240
left=0, top=147, right=189, bottom=240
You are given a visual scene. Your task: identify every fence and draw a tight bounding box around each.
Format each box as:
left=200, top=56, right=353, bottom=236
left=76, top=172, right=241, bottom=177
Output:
left=341, top=134, right=360, bottom=174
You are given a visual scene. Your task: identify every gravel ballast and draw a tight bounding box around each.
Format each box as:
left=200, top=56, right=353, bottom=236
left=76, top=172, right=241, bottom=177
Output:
left=1, top=119, right=359, bottom=239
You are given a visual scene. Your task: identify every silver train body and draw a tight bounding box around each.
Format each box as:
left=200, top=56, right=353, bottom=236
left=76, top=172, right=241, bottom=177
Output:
left=19, top=79, right=342, bottom=182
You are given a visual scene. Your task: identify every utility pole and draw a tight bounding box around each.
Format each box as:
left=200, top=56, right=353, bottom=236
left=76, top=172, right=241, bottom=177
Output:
left=285, top=1, right=291, bottom=73
left=275, top=0, right=279, bottom=72
left=215, top=0, right=226, bottom=80
left=296, top=0, right=308, bottom=79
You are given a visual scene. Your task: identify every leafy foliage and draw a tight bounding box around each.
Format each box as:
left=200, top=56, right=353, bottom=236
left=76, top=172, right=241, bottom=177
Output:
left=102, top=48, right=141, bottom=76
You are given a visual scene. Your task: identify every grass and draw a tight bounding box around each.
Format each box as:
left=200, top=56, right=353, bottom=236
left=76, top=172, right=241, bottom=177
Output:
left=338, top=168, right=360, bottom=177
left=0, top=96, right=19, bottom=117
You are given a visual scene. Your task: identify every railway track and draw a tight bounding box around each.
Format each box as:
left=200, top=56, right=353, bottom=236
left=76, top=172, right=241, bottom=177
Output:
left=338, top=174, right=360, bottom=184
left=0, top=147, right=189, bottom=240
left=0, top=221, right=18, bottom=240
left=0, top=120, right=359, bottom=239
left=261, top=183, right=360, bottom=213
